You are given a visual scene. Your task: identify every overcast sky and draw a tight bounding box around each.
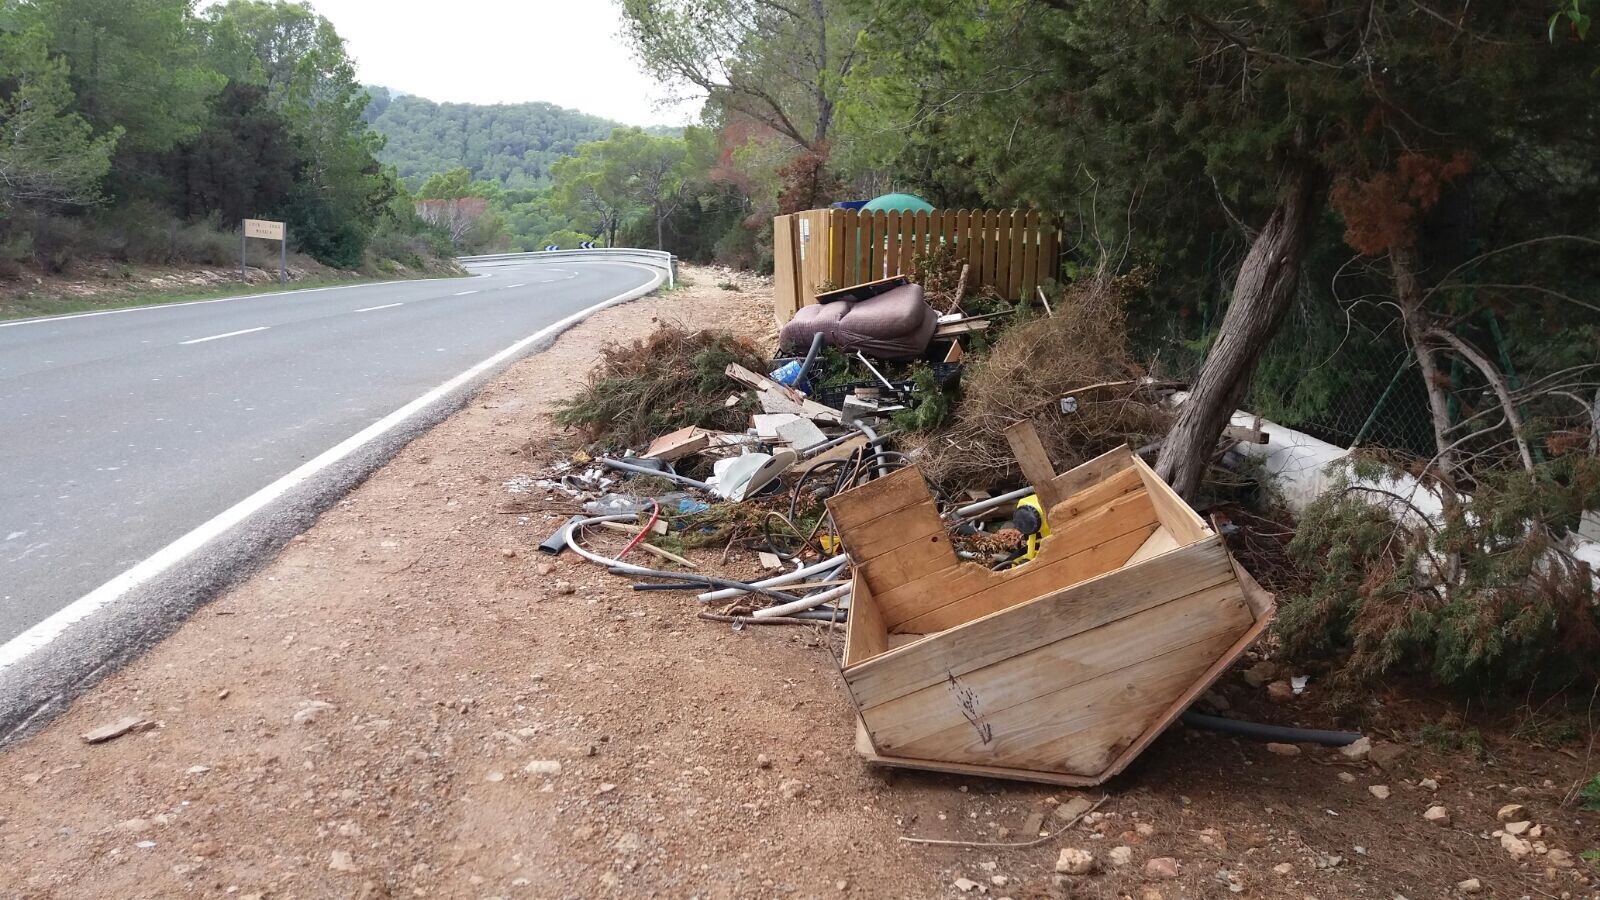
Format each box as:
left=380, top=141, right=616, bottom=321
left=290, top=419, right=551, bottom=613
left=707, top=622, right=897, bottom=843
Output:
left=238, top=0, right=703, bottom=126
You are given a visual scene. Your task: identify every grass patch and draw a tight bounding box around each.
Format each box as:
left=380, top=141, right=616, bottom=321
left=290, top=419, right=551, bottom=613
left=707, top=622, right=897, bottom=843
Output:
left=0, top=272, right=464, bottom=322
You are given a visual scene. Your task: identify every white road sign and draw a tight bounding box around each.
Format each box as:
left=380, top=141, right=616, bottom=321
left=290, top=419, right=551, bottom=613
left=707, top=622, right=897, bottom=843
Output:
left=243, top=218, right=285, bottom=241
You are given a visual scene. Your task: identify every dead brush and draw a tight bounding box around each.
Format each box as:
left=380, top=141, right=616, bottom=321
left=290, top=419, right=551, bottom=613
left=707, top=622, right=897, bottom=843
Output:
left=553, top=324, right=767, bottom=448
left=908, top=265, right=1171, bottom=493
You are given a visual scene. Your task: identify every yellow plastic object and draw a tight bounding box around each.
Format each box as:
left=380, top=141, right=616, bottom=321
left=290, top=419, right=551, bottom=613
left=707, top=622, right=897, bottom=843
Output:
left=1016, top=493, right=1051, bottom=562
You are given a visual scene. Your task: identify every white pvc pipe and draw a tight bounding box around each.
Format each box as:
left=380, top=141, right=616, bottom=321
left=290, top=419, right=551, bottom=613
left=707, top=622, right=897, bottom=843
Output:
left=752, top=584, right=853, bottom=618
left=698, top=554, right=847, bottom=602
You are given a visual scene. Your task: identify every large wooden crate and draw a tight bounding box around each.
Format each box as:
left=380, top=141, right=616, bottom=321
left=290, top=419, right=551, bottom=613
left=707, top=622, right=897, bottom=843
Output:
left=827, top=441, right=1274, bottom=786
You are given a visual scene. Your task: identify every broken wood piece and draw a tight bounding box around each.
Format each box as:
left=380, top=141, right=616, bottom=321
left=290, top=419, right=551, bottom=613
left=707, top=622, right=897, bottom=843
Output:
left=1222, top=416, right=1268, bottom=445
left=633, top=541, right=698, bottom=569
left=752, top=413, right=827, bottom=451
left=725, top=363, right=841, bottom=423
left=933, top=319, right=991, bottom=339
left=943, top=340, right=965, bottom=364
left=597, top=520, right=667, bottom=538
left=1002, top=420, right=1065, bottom=512
left=814, top=274, right=910, bottom=305
left=81, top=716, right=152, bottom=744
left=643, top=426, right=713, bottom=462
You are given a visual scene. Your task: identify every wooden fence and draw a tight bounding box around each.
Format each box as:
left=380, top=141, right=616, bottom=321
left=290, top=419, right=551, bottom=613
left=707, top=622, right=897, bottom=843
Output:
left=773, top=208, right=1059, bottom=323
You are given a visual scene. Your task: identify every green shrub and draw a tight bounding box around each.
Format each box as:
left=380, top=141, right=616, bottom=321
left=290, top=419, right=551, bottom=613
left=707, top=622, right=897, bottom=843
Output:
left=1581, top=773, right=1600, bottom=812
left=1276, top=455, right=1600, bottom=692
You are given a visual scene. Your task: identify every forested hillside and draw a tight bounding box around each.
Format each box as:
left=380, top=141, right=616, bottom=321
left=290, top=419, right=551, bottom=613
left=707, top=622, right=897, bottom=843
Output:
left=363, top=89, right=619, bottom=191
left=0, top=0, right=459, bottom=277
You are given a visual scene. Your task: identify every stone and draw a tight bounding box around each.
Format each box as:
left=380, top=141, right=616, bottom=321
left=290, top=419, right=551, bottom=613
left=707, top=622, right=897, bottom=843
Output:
left=1338, top=736, right=1372, bottom=761
left=1368, top=741, right=1406, bottom=769
left=1456, top=877, right=1482, bottom=894
left=1496, top=803, right=1525, bottom=822
left=329, top=850, right=358, bottom=872
left=1266, top=680, right=1296, bottom=703
left=1134, top=822, right=1156, bottom=837
left=1419, top=778, right=1439, bottom=791
left=554, top=580, right=576, bottom=595
left=1369, top=785, right=1391, bottom=800
left=1424, top=806, right=1451, bottom=826
left=1022, top=812, right=1046, bottom=836
left=523, top=760, right=562, bottom=776
left=292, top=701, right=336, bottom=725
left=535, top=563, right=555, bottom=576
left=779, top=779, right=807, bottom=799
left=1499, top=833, right=1531, bottom=859
left=1109, top=846, right=1134, bottom=867
left=1338, top=772, right=1357, bottom=784
left=953, top=877, right=980, bottom=893
left=1144, top=857, right=1180, bottom=879
left=1197, top=828, right=1227, bottom=851
left=1265, top=742, right=1301, bottom=756
left=1241, top=661, right=1277, bottom=688
left=1504, top=820, right=1530, bottom=835
left=81, top=716, right=151, bottom=744
left=756, top=754, right=771, bottom=769
left=1055, top=847, right=1096, bottom=875
left=1273, top=863, right=1294, bottom=876
left=501, top=548, right=517, bottom=558
left=1198, top=690, right=1231, bottom=713
left=484, top=771, right=505, bottom=783
left=1055, top=796, right=1095, bottom=821
left=116, top=818, right=152, bottom=833
left=991, top=875, right=1008, bottom=886
left=1546, top=848, right=1575, bottom=868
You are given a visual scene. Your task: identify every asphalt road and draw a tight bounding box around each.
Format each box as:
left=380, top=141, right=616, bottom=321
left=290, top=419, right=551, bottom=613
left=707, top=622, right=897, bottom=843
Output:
left=0, top=259, right=655, bottom=654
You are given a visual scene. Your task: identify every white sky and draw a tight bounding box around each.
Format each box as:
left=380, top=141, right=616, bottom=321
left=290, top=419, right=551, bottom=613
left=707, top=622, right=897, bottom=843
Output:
left=221, top=0, right=704, bottom=126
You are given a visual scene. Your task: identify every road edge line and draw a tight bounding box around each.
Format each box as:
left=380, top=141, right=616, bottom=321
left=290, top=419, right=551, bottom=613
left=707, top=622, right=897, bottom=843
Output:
left=0, top=265, right=664, bottom=673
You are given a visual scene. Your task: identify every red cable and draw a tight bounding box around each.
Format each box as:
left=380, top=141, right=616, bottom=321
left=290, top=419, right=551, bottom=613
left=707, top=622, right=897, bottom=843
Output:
left=616, top=498, right=660, bottom=560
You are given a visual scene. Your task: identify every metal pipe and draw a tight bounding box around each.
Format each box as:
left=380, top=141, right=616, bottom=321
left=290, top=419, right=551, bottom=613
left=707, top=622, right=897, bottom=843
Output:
left=697, top=554, right=847, bottom=602
left=564, top=514, right=802, bottom=603
left=791, top=608, right=847, bottom=622
left=794, top=332, right=827, bottom=387
left=953, top=486, right=1034, bottom=519
left=752, top=583, right=852, bottom=618
left=1180, top=712, right=1362, bottom=747
left=599, top=457, right=714, bottom=491
left=854, top=422, right=892, bottom=479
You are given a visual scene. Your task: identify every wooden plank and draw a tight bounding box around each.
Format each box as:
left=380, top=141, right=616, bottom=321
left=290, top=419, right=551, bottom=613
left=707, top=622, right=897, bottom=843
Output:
left=642, top=426, right=711, bottom=461
left=1125, top=527, right=1179, bottom=565
left=884, top=210, right=902, bottom=277
left=844, top=572, right=889, bottom=667
left=886, top=625, right=1245, bottom=774
left=872, top=210, right=889, bottom=279
left=973, top=209, right=989, bottom=292
left=900, top=210, right=918, bottom=274
left=838, top=498, right=944, bottom=563
left=838, top=206, right=864, bottom=283
left=804, top=434, right=867, bottom=469
left=772, top=215, right=799, bottom=324
left=1096, top=587, right=1275, bottom=782
left=858, top=529, right=957, bottom=598
left=824, top=465, right=930, bottom=531
left=724, top=363, right=841, bottom=422
left=898, top=520, right=1155, bottom=634
left=842, top=536, right=1235, bottom=709
left=863, top=581, right=1252, bottom=755
left=1130, top=453, right=1209, bottom=543
left=829, top=209, right=846, bottom=288
left=1021, top=211, right=1039, bottom=299
left=1010, top=209, right=1027, bottom=300
left=1002, top=420, right=1064, bottom=511
left=1230, top=551, right=1276, bottom=620
left=1047, top=465, right=1144, bottom=525
left=928, top=210, right=944, bottom=256
left=871, top=487, right=1158, bottom=631
left=856, top=719, right=1101, bottom=787
left=1048, top=445, right=1135, bottom=501
left=955, top=209, right=972, bottom=275
left=932, top=319, right=991, bottom=339
left=994, top=210, right=1013, bottom=301
left=815, top=274, right=909, bottom=305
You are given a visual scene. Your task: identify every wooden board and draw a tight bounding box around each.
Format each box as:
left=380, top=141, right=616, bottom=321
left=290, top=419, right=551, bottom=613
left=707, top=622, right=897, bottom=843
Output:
left=1003, top=420, right=1064, bottom=510
left=1130, top=453, right=1209, bottom=543
left=844, top=572, right=888, bottom=667
left=861, top=581, right=1252, bottom=755
left=773, top=214, right=799, bottom=324
left=842, top=537, right=1235, bottom=709
left=824, top=464, right=929, bottom=527
left=1049, top=445, right=1136, bottom=501
left=1125, top=527, right=1179, bottom=565
left=642, top=426, right=711, bottom=461
left=855, top=719, right=1100, bottom=787
left=814, top=274, right=909, bottom=305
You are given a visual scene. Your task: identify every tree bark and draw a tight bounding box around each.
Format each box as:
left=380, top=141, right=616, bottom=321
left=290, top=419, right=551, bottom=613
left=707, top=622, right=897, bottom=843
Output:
left=1428, top=326, right=1535, bottom=472
left=1156, top=160, right=1323, bottom=499
left=1392, top=247, right=1460, bottom=490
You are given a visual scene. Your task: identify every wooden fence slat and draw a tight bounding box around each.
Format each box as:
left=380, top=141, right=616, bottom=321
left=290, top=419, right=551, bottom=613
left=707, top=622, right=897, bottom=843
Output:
left=1022, top=210, right=1039, bottom=300
left=873, top=211, right=890, bottom=280
left=773, top=214, right=799, bottom=324
left=830, top=209, right=845, bottom=288
left=903, top=211, right=920, bottom=274
left=886, top=210, right=903, bottom=278
left=956, top=209, right=971, bottom=276
left=995, top=210, right=1013, bottom=301
left=980, top=209, right=995, bottom=292
left=840, top=210, right=858, bottom=288
left=1010, top=208, right=1027, bottom=301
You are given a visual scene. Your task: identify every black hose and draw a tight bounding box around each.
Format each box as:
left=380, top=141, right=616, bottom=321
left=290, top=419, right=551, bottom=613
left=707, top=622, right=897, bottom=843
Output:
left=631, top=582, right=705, bottom=591
left=604, top=567, right=803, bottom=603
left=1181, top=711, right=1363, bottom=747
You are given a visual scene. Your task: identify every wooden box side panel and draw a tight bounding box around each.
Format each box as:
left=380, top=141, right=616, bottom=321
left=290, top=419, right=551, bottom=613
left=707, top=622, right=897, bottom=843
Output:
left=860, top=578, right=1253, bottom=775
left=843, top=571, right=889, bottom=668
left=1129, top=454, right=1210, bottom=544
left=844, top=537, right=1236, bottom=709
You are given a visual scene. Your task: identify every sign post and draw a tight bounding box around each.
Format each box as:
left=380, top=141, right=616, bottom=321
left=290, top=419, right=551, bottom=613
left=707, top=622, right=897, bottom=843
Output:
left=241, top=218, right=288, bottom=284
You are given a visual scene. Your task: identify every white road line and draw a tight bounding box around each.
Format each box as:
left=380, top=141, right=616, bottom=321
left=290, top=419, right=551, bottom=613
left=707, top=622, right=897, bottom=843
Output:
left=0, top=264, right=664, bottom=673
left=355, top=302, right=404, bottom=313
left=453, top=290, right=478, bottom=296
left=504, top=284, right=527, bottom=289
left=179, top=326, right=268, bottom=345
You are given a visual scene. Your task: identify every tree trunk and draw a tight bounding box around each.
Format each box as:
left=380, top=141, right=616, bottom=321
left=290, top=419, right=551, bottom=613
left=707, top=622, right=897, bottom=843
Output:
left=1393, top=247, right=1460, bottom=490
left=1156, top=160, right=1323, bottom=499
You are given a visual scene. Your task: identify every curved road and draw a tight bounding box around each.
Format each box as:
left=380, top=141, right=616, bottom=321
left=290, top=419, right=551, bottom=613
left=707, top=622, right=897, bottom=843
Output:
left=0, top=258, right=657, bottom=734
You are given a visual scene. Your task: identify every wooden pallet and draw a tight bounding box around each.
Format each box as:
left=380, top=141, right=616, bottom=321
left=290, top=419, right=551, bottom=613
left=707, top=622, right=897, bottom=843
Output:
left=827, top=425, right=1274, bottom=785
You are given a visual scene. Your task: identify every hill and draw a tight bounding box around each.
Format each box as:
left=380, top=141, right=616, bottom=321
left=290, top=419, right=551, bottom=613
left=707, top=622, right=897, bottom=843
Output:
left=363, top=88, right=622, bottom=191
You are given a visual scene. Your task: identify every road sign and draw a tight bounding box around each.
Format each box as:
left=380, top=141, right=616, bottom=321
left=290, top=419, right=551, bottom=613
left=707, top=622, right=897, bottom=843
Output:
left=243, top=218, right=285, bottom=241
left=579, top=240, right=595, bottom=249
left=241, top=218, right=288, bottom=284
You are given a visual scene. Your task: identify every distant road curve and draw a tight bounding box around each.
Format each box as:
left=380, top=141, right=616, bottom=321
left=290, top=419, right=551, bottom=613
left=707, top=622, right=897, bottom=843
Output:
left=0, top=256, right=662, bottom=740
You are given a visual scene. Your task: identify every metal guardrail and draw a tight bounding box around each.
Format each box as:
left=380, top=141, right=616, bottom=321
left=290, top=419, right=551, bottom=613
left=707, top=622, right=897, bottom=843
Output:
left=457, top=248, right=677, bottom=288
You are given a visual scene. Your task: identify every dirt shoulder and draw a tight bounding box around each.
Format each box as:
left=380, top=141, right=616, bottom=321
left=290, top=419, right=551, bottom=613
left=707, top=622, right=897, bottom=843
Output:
left=1, top=266, right=1595, bottom=900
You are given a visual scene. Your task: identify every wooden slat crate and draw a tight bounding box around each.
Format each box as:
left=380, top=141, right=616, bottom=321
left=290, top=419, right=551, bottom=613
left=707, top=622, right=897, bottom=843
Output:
left=826, top=430, right=1275, bottom=786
